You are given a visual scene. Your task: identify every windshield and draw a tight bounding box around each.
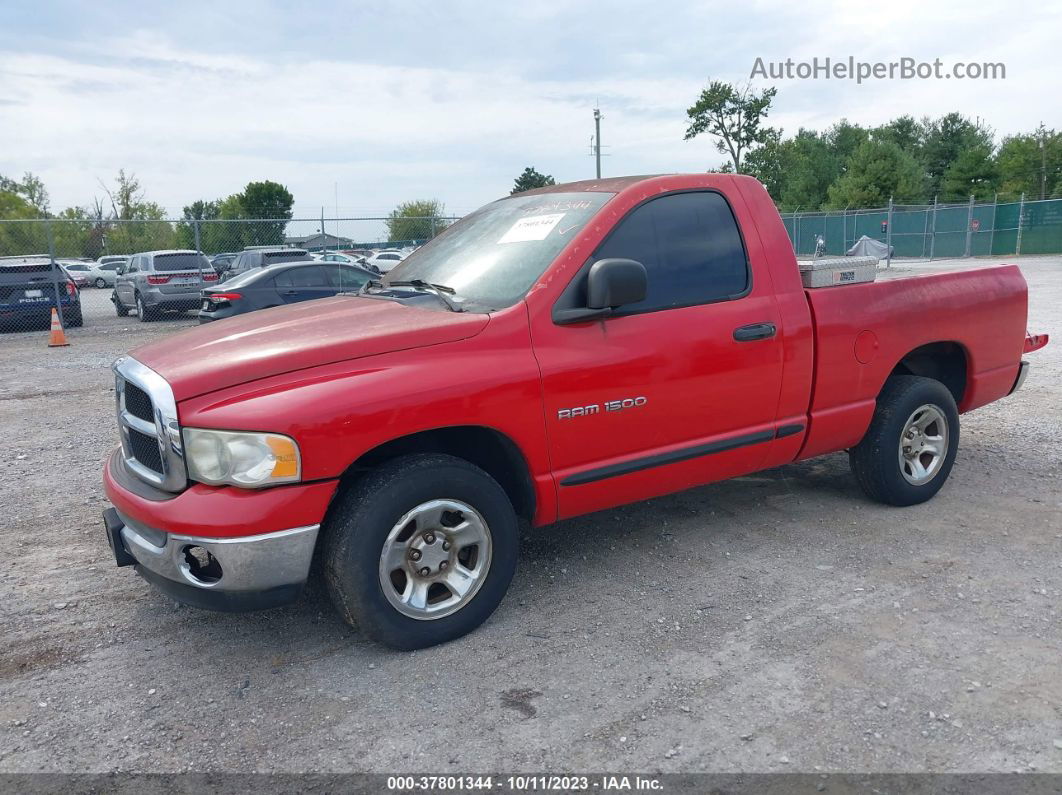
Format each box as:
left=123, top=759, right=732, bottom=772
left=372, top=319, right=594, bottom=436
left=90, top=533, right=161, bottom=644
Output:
left=384, top=191, right=613, bottom=309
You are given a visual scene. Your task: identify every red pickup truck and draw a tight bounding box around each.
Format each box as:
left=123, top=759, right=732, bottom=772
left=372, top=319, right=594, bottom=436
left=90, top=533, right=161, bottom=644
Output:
left=102, top=174, right=1047, bottom=649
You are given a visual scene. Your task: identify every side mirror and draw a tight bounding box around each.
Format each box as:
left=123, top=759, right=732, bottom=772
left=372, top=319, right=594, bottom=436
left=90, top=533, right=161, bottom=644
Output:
left=555, top=258, right=646, bottom=324
left=587, top=258, right=647, bottom=309
left=115, top=265, right=125, bottom=275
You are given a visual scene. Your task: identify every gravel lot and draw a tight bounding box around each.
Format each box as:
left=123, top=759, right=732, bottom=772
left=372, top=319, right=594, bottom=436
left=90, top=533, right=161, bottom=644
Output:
left=1, top=259, right=1060, bottom=775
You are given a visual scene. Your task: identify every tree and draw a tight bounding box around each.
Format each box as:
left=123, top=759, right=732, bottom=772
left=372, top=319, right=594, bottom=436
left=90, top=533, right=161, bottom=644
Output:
left=826, top=140, right=926, bottom=208
left=0, top=172, right=49, bottom=216
left=779, top=130, right=841, bottom=211
left=385, top=200, right=450, bottom=243
left=175, top=199, right=222, bottom=251
left=511, top=167, right=556, bottom=194
left=744, top=128, right=841, bottom=211
left=996, top=125, right=1062, bottom=200
left=742, top=129, right=786, bottom=200
left=684, top=81, right=777, bottom=172
left=98, top=170, right=175, bottom=253
left=940, top=145, right=999, bottom=201
left=921, top=113, right=994, bottom=197
left=824, top=120, right=869, bottom=174
left=0, top=187, right=35, bottom=219
left=51, top=207, right=95, bottom=258
left=0, top=188, right=42, bottom=256
left=237, top=180, right=294, bottom=247
left=872, top=115, right=924, bottom=157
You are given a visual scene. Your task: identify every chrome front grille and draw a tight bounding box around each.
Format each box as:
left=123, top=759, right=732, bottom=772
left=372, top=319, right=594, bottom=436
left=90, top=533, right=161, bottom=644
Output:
left=114, top=356, right=187, bottom=492
left=123, top=382, right=154, bottom=423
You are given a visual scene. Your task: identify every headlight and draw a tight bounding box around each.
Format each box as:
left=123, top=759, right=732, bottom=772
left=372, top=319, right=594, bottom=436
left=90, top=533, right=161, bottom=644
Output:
left=182, top=428, right=301, bottom=488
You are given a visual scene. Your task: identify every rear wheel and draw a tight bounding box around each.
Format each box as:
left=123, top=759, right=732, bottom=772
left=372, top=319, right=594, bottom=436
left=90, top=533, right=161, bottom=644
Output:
left=136, top=294, right=154, bottom=323
left=323, top=454, right=518, bottom=649
left=849, top=375, right=959, bottom=506
left=66, top=308, right=83, bottom=328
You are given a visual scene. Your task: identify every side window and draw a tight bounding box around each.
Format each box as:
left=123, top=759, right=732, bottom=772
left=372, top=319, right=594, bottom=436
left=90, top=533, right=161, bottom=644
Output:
left=127, top=256, right=139, bottom=273
left=275, top=266, right=329, bottom=289
left=593, top=191, right=749, bottom=314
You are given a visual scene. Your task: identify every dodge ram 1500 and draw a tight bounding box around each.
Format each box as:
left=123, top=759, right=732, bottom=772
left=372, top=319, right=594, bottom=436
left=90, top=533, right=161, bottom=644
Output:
left=102, top=174, right=1048, bottom=649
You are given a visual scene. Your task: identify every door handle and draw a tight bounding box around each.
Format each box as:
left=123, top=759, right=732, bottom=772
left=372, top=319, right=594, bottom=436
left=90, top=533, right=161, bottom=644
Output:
left=282, top=289, right=298, bottom=296
left=733, top=322, right=777, bottom=342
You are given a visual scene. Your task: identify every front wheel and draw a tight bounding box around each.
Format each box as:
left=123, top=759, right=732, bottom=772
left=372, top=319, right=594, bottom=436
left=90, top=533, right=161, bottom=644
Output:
left=323, top=454, right=518, bottom=649
left=849, top=375, right=960, bottom=506
left=113, top=292, right=129, bottom=316
left=95, top=277, right=107, bottom=289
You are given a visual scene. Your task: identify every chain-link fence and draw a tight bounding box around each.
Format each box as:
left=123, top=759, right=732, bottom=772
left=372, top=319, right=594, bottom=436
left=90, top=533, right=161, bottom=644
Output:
left=782, top=196, right=1062, bottom=260
left=0, top=215, right=458, bottom=338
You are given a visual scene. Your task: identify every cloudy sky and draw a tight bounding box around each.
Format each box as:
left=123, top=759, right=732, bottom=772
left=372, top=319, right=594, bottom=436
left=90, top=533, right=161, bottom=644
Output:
left=1, top=0, right=1059, bottom=238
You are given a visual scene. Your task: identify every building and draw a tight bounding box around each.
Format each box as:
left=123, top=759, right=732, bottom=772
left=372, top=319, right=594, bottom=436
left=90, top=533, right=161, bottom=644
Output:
left=283, top=232, right=355, bottom=252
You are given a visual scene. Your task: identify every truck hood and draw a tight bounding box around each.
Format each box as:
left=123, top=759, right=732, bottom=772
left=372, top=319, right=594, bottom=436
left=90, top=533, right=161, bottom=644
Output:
left=130, top=296, right=490, bottom=401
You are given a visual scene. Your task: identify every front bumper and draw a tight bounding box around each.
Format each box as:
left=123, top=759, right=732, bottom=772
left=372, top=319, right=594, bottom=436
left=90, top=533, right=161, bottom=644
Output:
left=104, top=506, right=318, bottom=611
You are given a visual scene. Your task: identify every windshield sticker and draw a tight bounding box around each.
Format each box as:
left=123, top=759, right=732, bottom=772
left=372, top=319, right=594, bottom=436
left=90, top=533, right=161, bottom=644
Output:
left=519, top=200, right=594, bottom=214
left=498, top=213, right=565, bottom=243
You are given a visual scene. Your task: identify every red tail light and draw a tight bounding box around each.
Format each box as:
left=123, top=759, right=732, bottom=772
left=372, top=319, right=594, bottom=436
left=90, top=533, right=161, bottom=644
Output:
left=208, top=292, right=242, bottom=303
left=65, top=280, right=77, bottom=297
left=146, top=274, right=171, bottom=285
left=203, top=272, right=219, bottom=282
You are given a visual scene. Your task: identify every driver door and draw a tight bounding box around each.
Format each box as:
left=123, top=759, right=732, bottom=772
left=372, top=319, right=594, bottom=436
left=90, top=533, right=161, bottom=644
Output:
left=531, top=190, right=785, bottom=518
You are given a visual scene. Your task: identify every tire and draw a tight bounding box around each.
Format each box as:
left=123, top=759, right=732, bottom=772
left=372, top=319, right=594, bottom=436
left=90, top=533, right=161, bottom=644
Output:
left=113, top=292, right=129, bottom=317
left=94, top=277, right=107, bottom=289
left=136, top=294, right=154, bottom=323
left=66, top=309, right=83, bottom=328
left=323, top=453, right=519, bottom=650
left=849, top=375, right=960, bottom=507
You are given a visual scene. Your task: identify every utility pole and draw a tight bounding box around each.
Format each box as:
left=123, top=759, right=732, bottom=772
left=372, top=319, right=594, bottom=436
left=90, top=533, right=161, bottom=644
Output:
left=593, top=106, right=602, bottom=179
left=1040, top=123, right=1047, bottom=201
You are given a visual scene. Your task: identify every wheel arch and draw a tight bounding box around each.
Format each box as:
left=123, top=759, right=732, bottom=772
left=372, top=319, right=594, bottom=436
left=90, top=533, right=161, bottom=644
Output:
left=339, top=425, right=536, bottom=523
left=887, top=341, right=969, bottom=405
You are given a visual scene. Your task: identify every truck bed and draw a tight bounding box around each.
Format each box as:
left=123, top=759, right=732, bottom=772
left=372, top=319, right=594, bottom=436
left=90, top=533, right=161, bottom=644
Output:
left=797, top=264, right=1028, bottom=459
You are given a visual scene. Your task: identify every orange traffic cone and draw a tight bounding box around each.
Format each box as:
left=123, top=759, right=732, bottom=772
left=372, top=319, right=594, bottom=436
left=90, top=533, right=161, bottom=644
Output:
left=48, top=308, right=69, bottom=347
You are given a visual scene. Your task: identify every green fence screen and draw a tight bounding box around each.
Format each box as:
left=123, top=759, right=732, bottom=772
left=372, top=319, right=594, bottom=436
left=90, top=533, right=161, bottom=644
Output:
left=782, top=197, right=1062, bottom=259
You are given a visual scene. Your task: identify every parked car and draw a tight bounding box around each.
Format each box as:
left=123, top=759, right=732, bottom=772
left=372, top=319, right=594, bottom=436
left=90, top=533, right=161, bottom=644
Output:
left=111, top=250, right=218, bottom=322
left=315, top=251, right=381, bottom=273
left=221, top=247, right=313, bottom=282
left=101, top=173, right=1048, bottom=650
left=364, top=249, right=405, bottom=272
left=97, top=254, right=129, bottom=268
left=0, top=255, right=82, bottom=330
left=199, top=261, right=376, bottom=323
left=59, top=262, right=91, bottom=289
left=209, top=253, right=238, bottom=273
left=316, top=252, right=360, bottom=265
left=87, top=257, right=128, bottom=288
